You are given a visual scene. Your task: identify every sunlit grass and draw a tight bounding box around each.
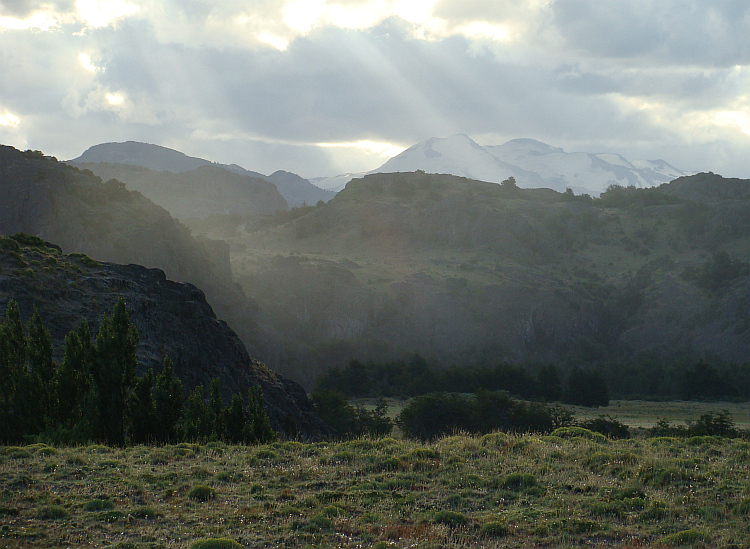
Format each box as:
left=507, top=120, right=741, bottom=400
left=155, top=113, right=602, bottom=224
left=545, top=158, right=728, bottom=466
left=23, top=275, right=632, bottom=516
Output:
left=2, top=431, right=750, bottom=547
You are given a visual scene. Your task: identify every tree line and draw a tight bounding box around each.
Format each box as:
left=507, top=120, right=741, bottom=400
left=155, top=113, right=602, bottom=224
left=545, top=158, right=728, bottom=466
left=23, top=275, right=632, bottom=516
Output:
left=318, top=353, right=750, bottom=404
left=316, top=355, right=610, bottom=407
left=0, top=297, right=275, bottom=446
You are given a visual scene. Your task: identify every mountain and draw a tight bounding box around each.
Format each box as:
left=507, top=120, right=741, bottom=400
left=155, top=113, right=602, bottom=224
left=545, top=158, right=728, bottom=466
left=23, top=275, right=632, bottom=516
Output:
left=310, top=172, right=368, bottom=193
left=71, top=141, right=335, bottom=208
left=193, top=170, right=750, bottom=385
left=70, top=162, right=288, bottom=220
left=0, top=236, right=329, bottom=439
left=372, top=134, right=688, bottom=195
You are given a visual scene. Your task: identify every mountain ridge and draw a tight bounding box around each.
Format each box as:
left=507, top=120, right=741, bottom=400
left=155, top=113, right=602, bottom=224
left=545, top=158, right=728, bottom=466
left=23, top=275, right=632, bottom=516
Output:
left=71, top=141, right=335, bottom=208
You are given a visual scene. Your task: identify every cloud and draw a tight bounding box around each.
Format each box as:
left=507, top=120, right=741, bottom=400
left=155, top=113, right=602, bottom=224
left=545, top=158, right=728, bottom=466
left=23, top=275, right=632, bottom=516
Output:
left=2, top=0, right=750, bottom=179
left=0, top=0, right=74, bottom=18
left=551, top=0, right=750, bottom=67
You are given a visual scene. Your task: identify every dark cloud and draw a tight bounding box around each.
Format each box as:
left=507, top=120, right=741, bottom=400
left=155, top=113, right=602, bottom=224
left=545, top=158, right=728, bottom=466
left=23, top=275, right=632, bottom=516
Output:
left=0, top=0, right=74, bottom=17
left=552, top=0, right=750, bottom=66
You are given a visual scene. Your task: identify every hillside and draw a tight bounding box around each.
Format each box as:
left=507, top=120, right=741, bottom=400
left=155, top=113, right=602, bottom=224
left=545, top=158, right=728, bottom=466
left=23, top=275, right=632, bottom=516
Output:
left=0, top=236, right=329, bottom=438
left=70, top=162, right=288, bottom=220
left=199, top=171, right=750, bottom=385
left=71, top=141, right=335, bottom=208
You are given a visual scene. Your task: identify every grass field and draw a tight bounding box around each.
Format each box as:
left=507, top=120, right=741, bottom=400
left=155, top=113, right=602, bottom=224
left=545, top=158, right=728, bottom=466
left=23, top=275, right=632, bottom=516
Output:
left=2, top=425, right=750, bottom=548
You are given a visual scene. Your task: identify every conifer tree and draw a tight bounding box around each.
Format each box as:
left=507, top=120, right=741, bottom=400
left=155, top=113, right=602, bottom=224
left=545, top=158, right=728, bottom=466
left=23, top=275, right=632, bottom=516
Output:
left=55, top=321, right=92, bottom=429
left=127, top=368, right=156, bottom=444
left=89, top=297, right=139, bottom=445
left=26, top=308, right=56, bottom=430
left=223, top=394, right=247, bottom=443
left=183, top=384, right=207, bottom=441
left=246, top=385, right=275, bottom=443
left=152, top=356, right=184, bottom=443
left=0, top=300, right=27, bottom=441
left=206, top=378, right=225, bottom=440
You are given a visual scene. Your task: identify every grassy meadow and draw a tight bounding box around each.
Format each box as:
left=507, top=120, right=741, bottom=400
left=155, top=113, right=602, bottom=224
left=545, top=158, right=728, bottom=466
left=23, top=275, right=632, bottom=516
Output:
left=3, top=412, right=750, bottom=549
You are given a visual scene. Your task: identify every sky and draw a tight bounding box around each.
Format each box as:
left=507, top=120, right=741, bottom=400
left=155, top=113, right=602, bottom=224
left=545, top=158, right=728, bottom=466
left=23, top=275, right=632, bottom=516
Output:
left=2, top=0, right=750, bottom=179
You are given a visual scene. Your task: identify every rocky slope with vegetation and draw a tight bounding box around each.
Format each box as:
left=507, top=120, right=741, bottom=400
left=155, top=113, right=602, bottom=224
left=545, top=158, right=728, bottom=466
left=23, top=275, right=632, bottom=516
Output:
left=203, top=171, right=750, bottom=385
left=0, top=235, right=328, bottom=438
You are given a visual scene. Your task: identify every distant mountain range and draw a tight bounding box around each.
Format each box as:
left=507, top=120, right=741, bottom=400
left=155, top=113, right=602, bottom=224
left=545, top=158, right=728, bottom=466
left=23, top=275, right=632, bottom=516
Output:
left=313, top=135, right=689, bottom=196
left=71, top=141, right=335, bottom=208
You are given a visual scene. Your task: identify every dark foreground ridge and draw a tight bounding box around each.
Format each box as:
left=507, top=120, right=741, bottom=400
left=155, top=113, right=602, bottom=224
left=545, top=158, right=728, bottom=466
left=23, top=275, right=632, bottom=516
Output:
left=0, top=236, right=330, bottom=440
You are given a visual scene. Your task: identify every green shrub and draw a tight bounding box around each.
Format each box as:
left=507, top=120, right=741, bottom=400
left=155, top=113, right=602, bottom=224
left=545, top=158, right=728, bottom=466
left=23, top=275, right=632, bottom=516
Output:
left=38, top=505, right=69, bottom=520
left=501, top=472, right=538, bottom=491
left=189, top=539, right=242, bottom=549
left=480, top=521, right=509, bottom=537
left=188, top=485, right=216, bottom=502
left=408, top=448, right=439, bottom=460
left=657, top=529, right=711, bottom=546
left=550, top=427, right=607, bottom=443
left=93, top=510, right=124, bottom=522
left=131, top=506, right=158, bottom=519
left=84, top=498, right=115, bottom=512
left=433, top=510, right=468, bottom=527
left=578, top=416, right=630, bottom=439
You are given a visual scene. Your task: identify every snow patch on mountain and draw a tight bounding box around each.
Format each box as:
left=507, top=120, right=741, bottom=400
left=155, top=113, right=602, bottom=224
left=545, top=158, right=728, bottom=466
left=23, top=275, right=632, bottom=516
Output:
left=369, top=135, right=689, bottom=196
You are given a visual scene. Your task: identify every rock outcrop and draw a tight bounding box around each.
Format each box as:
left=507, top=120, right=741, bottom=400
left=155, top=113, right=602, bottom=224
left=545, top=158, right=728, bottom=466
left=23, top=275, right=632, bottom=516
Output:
left=0, top=237, right=330, bottom=439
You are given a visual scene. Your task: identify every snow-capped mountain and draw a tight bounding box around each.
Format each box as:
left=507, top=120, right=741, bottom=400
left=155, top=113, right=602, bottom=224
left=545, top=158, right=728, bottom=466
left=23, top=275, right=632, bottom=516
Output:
left=370, top=134, right=688, bottom=196
left=309, top=172, right=368, bottom=193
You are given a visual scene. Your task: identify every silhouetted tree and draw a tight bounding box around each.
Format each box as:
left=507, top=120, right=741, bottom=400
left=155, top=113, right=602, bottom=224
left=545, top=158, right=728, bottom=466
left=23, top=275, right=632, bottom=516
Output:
left=537, top=364, right=562, bottom=402
left=562, top=367, right=609, bottom=407
left=88, top=296, right=139, bottom=444
left=152, top=356, right=183, bottom=442
left=127, top=368, right=156, bottom=443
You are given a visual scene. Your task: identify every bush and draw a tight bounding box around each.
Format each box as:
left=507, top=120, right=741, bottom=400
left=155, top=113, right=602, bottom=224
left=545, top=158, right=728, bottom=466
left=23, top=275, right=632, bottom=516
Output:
left=501, top=472, right=538, bottom=491
left=480, top=521, right=509, bottom=537
left=38, top=505, right=69, bottom=520
left=657, top=529, right=711, bottom=546
left=578, top=416, right=630, bottom=439
left=550, top=427, right=607, bottom=444
left=84, top=498, right=115, bottom=512
left=397, top=390, right=571, bottom=440
left=189, top=539, right=242, bottom=549
left=131, top=506, right=158, bottom=519
left=188, top=485, right=216, bottom=502
left=433, top=510, right=468, bottom=527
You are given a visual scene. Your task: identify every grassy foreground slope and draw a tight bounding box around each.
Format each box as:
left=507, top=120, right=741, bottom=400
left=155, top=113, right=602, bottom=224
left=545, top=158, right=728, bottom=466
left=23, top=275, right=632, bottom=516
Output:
left=2, top=433, right=749, bottom=548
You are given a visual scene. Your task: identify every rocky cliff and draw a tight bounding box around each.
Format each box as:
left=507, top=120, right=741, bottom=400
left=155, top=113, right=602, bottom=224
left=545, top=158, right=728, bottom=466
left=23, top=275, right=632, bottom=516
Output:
left=0, top=236, right=330, bottom=439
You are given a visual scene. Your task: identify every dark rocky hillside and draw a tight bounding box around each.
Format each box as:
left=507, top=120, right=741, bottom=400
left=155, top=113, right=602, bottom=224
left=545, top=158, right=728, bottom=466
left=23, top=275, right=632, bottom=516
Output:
left=70, top=162, right=288, bottom=219
left=0, top=236, right=329, bottom=439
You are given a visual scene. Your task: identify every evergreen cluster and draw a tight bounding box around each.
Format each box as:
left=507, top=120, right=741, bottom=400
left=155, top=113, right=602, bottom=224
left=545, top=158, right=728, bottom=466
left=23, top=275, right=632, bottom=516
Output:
left=0, top=297, right=275, bottom=445
left=310, top=390, right=392, bottom=439
left=317, top=356, right=609, bottom=407
left=396, top=390, right=575, bottom=441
